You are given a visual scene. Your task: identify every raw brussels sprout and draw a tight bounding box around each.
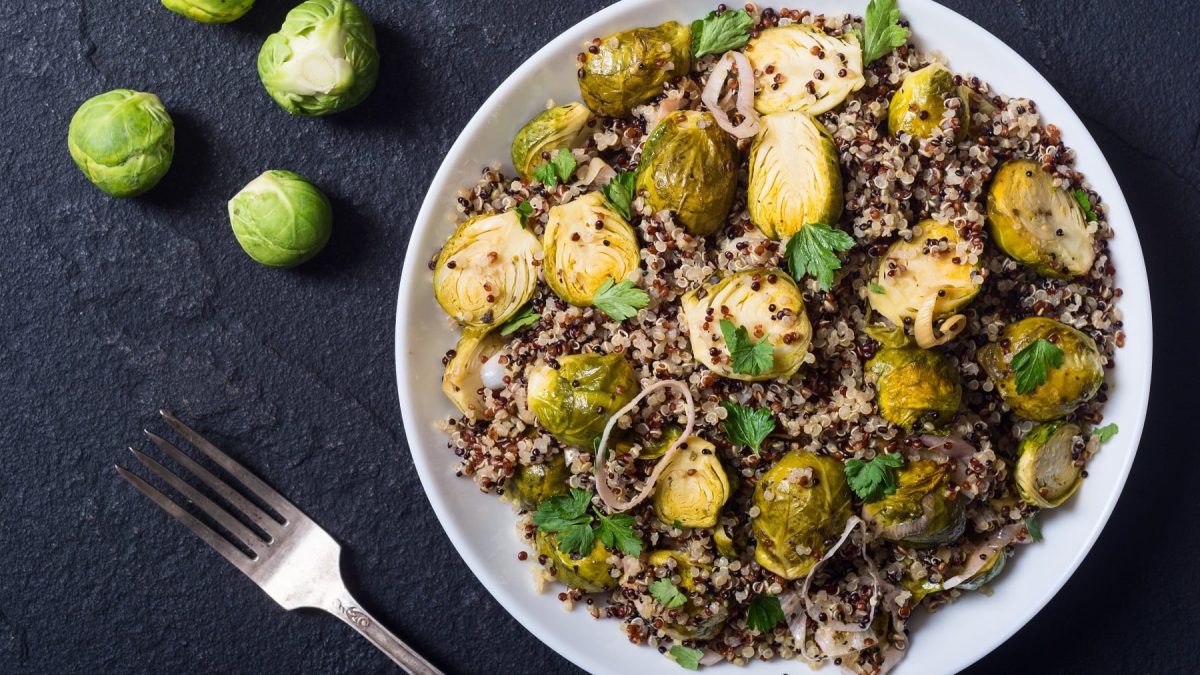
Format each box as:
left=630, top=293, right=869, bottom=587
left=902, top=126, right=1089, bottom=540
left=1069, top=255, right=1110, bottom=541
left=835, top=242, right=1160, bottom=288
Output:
left=647, top=550, right=729, bottom=640
left=868, top=220, right=982, bottom=335
left=1015, top=421, right=1084, bottom=508
left=887, top=63, right=970, bottom=141
left=526, top=353, right=639, bottom=448
left=441, top=329, right=506, bottom=419
left=577, top=22, right=691, bottom=118
left=752, top=451, right=853, bottom=580
left=636, top=110, right=739, bottom=236
left=433, top=210, right=542, bottom=328
left=67, top=89, right=174, bottom=198
left=987, top=159, right=1095, bottom=278
left=511, top=103, right=593, bottom=180
left=652, top=437, right=731, bottom=528
left=507, top=454, right=569, bottom=510
left=867, top=347, right=962, bottom=430
left=614, top=425, right=682, bottom=461
left=228, top=170, right=332, bottom=267
left=978, top=317, right=1104, bottom=421
left=681, top=269, right=812, bottom=381
left=744, top=25, right=865, bottom=115
left=863, top=459, right=965, bottom=547
left=258, top=0, right=378, bottom=116
left=536, top=531, right=616, bottom=592
left=162, top=0, right=253, bottom=23
left=747, top=111, right=842, bottom=241
left=543, top=193, right=640, bottom=306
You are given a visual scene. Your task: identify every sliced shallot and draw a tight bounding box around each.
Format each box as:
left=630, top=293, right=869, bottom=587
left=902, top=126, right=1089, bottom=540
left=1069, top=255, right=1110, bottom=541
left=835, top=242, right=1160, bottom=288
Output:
left=701, top=51, right=761, bottom=139
left=940, top=523, right=1024, bottom=590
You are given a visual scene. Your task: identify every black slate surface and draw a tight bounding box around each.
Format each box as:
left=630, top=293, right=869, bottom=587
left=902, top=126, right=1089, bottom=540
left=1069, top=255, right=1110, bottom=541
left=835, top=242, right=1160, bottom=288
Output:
left=0, top=1, right=1196, bottom=673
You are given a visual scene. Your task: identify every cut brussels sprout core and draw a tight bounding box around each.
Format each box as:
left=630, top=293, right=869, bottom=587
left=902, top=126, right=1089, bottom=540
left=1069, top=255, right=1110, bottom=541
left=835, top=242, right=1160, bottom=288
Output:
left=162, top=0, right=254, bottom=24
left=543, top=193, right=640, bottom=306
left=868, top=347, right=961, bottom=430
left=536, top=531, right=617, bottom=592
left=433, top=211, right=542, bottom=328
left=228, top=170, right=332, bottom=267
left=507, top=454, right=569, bottom=511
left=987, top=159, right=1095, bottom=278
left=978, top=317, right=1104, bottom=421
left=863, top=460, right=965, bottom=547
left=67, top=89, right=175, bottom=198
left=747, top=111, right=842, bottom=241
left=578, top=22, right=692, bottom=118
left=441, top=330, right=506, bottom=419
left=681, top=269, right=812, bottom=381
left=511, top=103, right=593, bottom=180
left=752, top=451, right=852, bottom=580
left=1016, top=421, right=1084, bottom=508
left=744, top=25, right=865, bottom=115
left=637, top=110, right=739, bottom=236
left=652, top=437, right=730, bottom=528
left=888, top=63, right=970, bottom=141
left=526, top=353, right=640, bottom=448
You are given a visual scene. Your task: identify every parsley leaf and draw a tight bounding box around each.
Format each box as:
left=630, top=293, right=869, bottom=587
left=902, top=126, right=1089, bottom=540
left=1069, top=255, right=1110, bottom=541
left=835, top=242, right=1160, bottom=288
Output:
left=745, top=595, right=786, bottom=633
left=669, top=646, right=703, bottom=670
left=532, top=489, right=595, bottom=555
left=868, top=282, right=886, bottom=294
left=592, top=277, right=650, bottom=321
left=594, top=509, right=643, bottom=556
left=691, top=9, right=755, bottom=57
left=720, top=401, right=776, bottom=455
left=845, top=453, right=905, bottom=502
left=533, top=148, right=577, bottom=187
left=1011, top=338, right=1065, bottom=395
left=784, top=223, right=856, bottom=291
left=514, top=200, right=534, bottom=228
left=649, top=579, right=688, bottom=609
left=602, top=171, right=637, bottom=220
left=719, top=319, right=775, bottom=376
left=859, top=0, right=909, bottom=64
left=1093, top=422, right=1119, bottom=444
left=1073, top=189, right=1098, bottom=222
left=499, top=304, right=541, bottom=336
left=1024, top=513, right=1044, bottom=543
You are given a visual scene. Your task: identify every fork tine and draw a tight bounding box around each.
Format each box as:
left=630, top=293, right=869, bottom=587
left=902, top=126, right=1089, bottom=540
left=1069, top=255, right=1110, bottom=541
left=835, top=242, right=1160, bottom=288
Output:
left=160, top=411, right=300, bottom=522
left=116, top=465, right=256, bottom=575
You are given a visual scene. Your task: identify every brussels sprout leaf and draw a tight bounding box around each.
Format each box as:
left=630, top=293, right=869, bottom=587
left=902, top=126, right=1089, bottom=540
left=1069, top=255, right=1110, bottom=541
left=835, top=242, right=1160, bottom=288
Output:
left=868, top=282, right=886, bottom=294
left=1011, top=338, right=1064, bottom=395
left=593, top=277, right=650, bottom=321
left=499, top=304, right=541, bottom=336
left=669, top=646, right=703, bottom=670
left=602, top=171, right=637, bottom=220
left=720, top=401, right=775, bottom=455
left=649, top=579, right=688, bottom=609
left=745, top=595, right=786, bottom=633
left=691, top=9, right=755, bottom=58
left=1072, top=189, right=1098, bottom=222
left=719, top=320, right=775, bottom=376
left=845, top=453, right=904, bottom=502
left=515, top=200, right=534, bottom=228
left=533, top=148, right=578, bottom=187
left=1093, top=422, right=1119, bottom=444
left=859, top=0, right=909, bottom=64
left=784, top=223, right=856, bottom=291
left=594, top=508, right=643, bottom=556
left=1024, top=513, right=1044, bottom=543
left=532, top=489, right=595, bottom=555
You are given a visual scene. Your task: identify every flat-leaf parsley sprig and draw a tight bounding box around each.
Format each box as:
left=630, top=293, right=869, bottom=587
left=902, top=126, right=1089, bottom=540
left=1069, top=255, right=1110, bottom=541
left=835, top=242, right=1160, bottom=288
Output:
left=532, top=488, right=643, bottom=556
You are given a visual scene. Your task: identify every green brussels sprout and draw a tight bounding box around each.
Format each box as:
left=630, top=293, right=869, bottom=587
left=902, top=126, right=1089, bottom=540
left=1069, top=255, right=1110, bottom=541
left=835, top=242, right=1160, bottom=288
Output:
left=67, top=89, right=174, bottom=198
left=636, top=110, right=738, bottom=236
left=887, top=63, right=970, bottom=141
left=646, top=550, right=729, bottom=640
left=228, top=170, right=332, bottom=267
left=543, top=193, right=640, bottom=306
left=526, top=353, right=640, bottom=448
left=258, top=0, right=378, bottom=116
left=744, top=25, right=865, bottom=115
left=987, top=159, right=1095, bottom=278
left=161, top=0, right=254, bottom=23
left=712, top=522, right=737, bottom=558
left=867, top=347, right=962, bottom=430
left=511, top=103, right=593, bottom=180
left=957, top=547, right=1010, bottom=591
left=441, top=329, right=506, bottom=419
left=614, top=425, right=682, bottom=461
left=1015, top=421, right=1084, bottom=508
left=978, top=317, right=1104, bottom=421
left=507, top=454, right=569, bottom=511
left=536, top=531, right=617, bottom=592
left=577, top=22, right=691, bottom=118
left=652, top=437, right=731, bottom=528
left=433, top=210, right=542, bottom=328
left=863, top=459, right=965, bottom=547
left=752, top=451, right=853, bottom=580
left=681, top=269, right=812, bottom=381
left=747, top=111, right=842, bottom=241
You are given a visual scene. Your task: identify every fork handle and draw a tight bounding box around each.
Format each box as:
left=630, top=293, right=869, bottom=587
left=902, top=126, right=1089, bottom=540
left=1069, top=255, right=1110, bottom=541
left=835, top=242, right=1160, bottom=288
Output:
left=328, top=588, right=443, bottom=674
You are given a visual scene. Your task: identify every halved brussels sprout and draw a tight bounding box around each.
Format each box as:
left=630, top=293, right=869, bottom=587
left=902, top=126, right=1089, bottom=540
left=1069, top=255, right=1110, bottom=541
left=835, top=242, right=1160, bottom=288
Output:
left=67, top=89, right=175, bottom=198
left=987, top=159, right=1095, bottom=278
left=1016, top=421, right=1084, bottom=508
left=957, top=547, right=1010, bottom=591
left=636, top=110, right=738, bottom=236
left=578, top=22, right=691, bottom=118
left=536, top=530, right=617, bottom=592
left=511, top=103, right=593, bottom=180
left=646, top=551, right=728, bottom=640
left=507, top=454, right=569, bottom=511
left=978, top=317, right=1104, bottom=421
left=647, top=550, right=700, bottom=590
left=441, top=329, right=506, bottom=418
left=433, top=211, right=542, bottom=328
left=713, top=523, right=737, bottom=558
left=526, top=353, right=640, bottom=448
left=614, top=425, right=682, bottom=461
left=867, top=347, right=962, bottom=430
left=162, top=0, right=254, bottom=23
left=752, top=451, right=853, bottom=580
left=680, top=269, right=812, bottom=381
left=747, top=111, right=842, bottom=241
left=652, top=437, right=731, bottom=528
left=887, top=63, right=970, bottom=141
left=543, top=192, right=640, bottom=306
left=744, top=25, right=865, bottom=115
left=863, top=459, right=965, bottom=547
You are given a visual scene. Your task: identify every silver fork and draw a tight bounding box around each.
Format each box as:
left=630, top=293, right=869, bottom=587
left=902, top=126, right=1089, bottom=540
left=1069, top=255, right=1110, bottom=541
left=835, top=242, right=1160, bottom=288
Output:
left=116, top=411, right=442, bottom=675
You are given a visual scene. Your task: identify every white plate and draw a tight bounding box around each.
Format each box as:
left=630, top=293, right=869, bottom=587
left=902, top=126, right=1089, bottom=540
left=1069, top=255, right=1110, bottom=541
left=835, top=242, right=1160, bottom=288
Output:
left=395, top=1, right=1153, bottom=672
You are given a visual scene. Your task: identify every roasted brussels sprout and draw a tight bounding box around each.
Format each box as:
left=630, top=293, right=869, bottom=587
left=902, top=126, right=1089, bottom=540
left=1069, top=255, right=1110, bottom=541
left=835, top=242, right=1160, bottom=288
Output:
left=536, top=531, right=616, bottom=592
left=1015, top=421, right=1084, bottom=508
left=744, top=25, right=865, bottom=115
left=507, top=454, right=569, bottom=510
left=987, top=159, right=1095, bottom=278
left=67, top=89, right=174, bottom=198
left=867, top=347, right=962, bottom=430
left=228, top=170, right=333, bottom=267
left=577, top=22, right=691, bottom=118
left=614, top=425, right=682, bottom=461
left=752, top=451, right=853, bottom=580
left=978, top=317, right=1104, bottom=421
left=526, top=353, right=639, bottom=448
left=747, top=111, right=842, bottom=241
left=511, top=103, right=593, bottom=181
left=957, top=548, right=1010, bottom=591
left=162, top=0, right=253, bottom=23
left=258, top=0, right=378, bottom=116
left=441, top=329, right=506, bottom=419
left=636, top=110, right=738, bottom=236
left=543, top=192, right=640, bottom=306
left=681, top=269, right=812, bottom=381
left=652, top=437, right=731, bottom=528
left=887, top=63, right=970, bottom=141
left=433, top=211, right=542, bottom=328
left=713, top=523, right=737, bottom=558
left=647, top=550, right=729, bottom=640
left=863, top=459, right=965, bottom=547
left=647, top=550, right=701, bottom=589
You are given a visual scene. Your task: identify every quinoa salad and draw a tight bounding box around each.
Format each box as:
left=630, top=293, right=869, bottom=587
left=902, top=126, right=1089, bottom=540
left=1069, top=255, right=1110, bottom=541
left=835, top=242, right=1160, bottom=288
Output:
left=428, top=2, right=1124, bottom=672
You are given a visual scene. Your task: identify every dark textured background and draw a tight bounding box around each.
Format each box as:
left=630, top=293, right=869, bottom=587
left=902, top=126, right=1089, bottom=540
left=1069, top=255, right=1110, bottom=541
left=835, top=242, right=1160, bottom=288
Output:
left=0, top=1, right=1194, bottom=673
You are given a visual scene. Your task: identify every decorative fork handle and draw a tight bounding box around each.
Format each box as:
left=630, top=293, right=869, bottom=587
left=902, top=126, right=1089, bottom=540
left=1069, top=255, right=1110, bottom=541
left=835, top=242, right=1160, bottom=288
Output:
left=330, top=588, right=443, bottom=674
